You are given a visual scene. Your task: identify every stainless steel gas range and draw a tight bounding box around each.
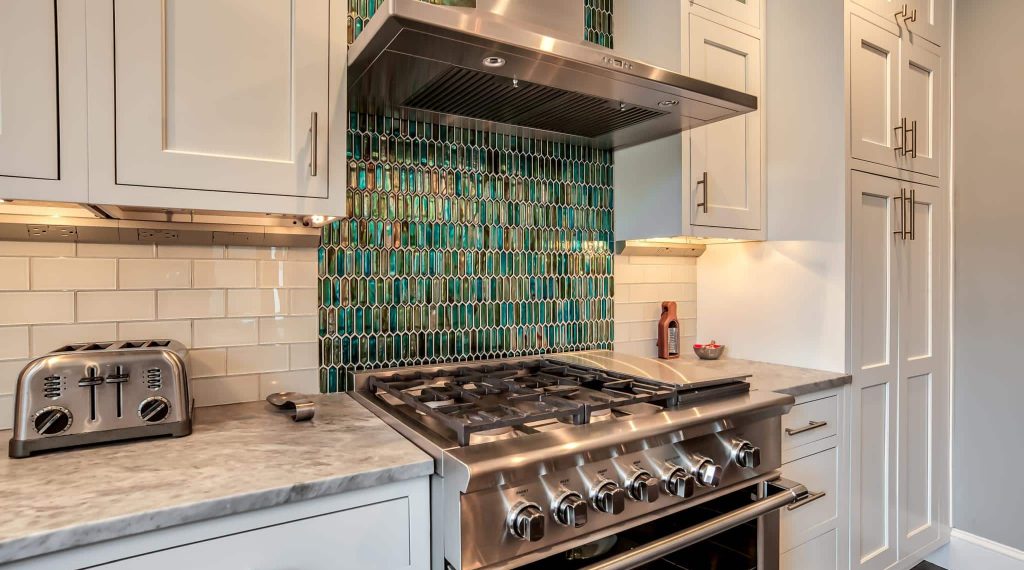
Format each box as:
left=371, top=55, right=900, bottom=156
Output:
left=352, top=351, right=809, bottom=570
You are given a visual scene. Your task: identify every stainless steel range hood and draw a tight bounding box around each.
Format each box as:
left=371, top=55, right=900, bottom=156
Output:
left=348, top=0, right=758, bottom=149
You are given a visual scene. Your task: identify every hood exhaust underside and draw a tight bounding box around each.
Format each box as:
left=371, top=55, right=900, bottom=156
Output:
left=347, top=0, right=758, bottom=149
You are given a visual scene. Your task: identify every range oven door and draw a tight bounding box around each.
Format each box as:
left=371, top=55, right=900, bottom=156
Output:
left=517, top=478, right=808, bottom=570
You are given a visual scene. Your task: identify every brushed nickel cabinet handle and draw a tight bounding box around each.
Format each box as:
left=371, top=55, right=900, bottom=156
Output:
left=893, top=122, right=905, bottom=157
left=910, top=119, right=918, bottom=158
left=893, top=189, right=907, bottom=240
left=310, top=111, right=319, bottom=177
left=908, top=188, right=916, bottom=240
left=695, top=171, right=708, bottom=214
left=785, top=420, right=829, bottom=436
left=895, top=4, right=917, bottom=26
left=786, top=490, right=827, bottom=511
left=901, top=117, right=912, bottom=157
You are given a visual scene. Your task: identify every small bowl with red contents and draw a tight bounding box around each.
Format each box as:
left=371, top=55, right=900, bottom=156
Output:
left=693, top=341, right=725, bottom=360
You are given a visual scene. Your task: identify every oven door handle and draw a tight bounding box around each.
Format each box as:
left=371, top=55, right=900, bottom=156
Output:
left=578, top=478, right=809, bottom=570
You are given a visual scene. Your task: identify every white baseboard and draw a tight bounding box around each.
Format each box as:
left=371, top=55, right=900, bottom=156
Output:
left=927, top=529, right=1024, bottom=569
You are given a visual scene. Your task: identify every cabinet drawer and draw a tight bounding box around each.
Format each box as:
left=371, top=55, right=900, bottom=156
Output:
left=780, top=447, right=839, bottom=553
left=782, top=394, right=838, bottom=450
left=781, top=528, right=838, bottom=570
left=95, top=497, right=414, bottom=570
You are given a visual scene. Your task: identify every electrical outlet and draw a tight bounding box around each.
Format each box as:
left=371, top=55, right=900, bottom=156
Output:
left=27, top=225, right=77, bottom=240
left=138, top=229, right=178, bottom=241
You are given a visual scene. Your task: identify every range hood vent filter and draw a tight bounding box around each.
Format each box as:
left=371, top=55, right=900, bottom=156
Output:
left=403, top=67, right=668, bottom=138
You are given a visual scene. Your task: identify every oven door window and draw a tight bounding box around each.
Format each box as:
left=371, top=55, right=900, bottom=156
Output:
left=519, top=485, right=760, bottom=570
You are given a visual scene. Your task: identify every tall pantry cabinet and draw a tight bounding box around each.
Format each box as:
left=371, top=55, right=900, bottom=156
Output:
left=848, top=2, right=951, bottom=570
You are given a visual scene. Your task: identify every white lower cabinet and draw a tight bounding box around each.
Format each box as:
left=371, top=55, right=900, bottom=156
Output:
left=12, top=478, right=430, bottom=570
left=779, top=387, right=847, bottom=570
left=782, top=528, right=838, bottom=570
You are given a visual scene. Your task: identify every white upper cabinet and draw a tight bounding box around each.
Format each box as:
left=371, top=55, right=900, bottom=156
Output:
left=691, top=0, right=760, bottom=29
left=0, top=0, right=88, bottom=201
left=689, top=16, right=762, bottom=231
left=0, top=1, right=58, bottom=180
left=85, top=0, right=348, bottom=216
left=850, top=14, right=902, bottom=169
left=853, top=0, right=948, bottom=46
left=849, top=9, right=946, bottom=178
left=898, top=38, right=943, bottom=177
left=113, top=0, right=328, bottom=198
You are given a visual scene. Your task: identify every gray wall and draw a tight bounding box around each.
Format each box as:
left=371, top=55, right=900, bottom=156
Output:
left=953, top=0, right=1024, bottom=550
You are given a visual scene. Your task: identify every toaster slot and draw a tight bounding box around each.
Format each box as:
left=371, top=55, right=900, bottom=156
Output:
left=54, top=344, right=87, bottom=353
left=145, top=340, right=171, bottom=348
left=82, top=343, right=113, bottom=351
left=119, top=341, right=146, bottom=349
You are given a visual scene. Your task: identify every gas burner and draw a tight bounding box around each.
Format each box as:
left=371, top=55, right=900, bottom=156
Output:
left=366, top=358, right=749, bottom=446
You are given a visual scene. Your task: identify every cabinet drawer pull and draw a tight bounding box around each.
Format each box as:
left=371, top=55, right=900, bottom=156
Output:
left=785, top=420, right=828, bottom=436
left=695, top=171, right=708, bottom=214
left=309, top=111, right=319, bottom=177
left=786, top=490, right=826, bottom=511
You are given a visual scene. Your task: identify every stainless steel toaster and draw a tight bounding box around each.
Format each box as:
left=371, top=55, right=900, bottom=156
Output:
left=9, top=340, right=193, bottom=458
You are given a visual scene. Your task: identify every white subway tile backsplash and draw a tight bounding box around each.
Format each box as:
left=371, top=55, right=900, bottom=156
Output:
left=227, top=344, right=289, bottom=375
left=157, top=245, right=225, bottom=259
left=117, top=320, right=192, bottom=346
left=0, top=240, right=321, bottom=411
left=31, top=258, right=116, bottom=291
left=0, top=292, right=74, bottom=325
left=0, top=394, right=12, bottom=430
left=193, top=259, right=256, bottom=289
left=0, top=327, right=30, bottom=361
left=193, top=374, right=259, bottom=407
left=259, top=316, right=317, bottom=344
left=288, top=288, right=316, bottom=316
left=259, top=370, right=319, bottom=398
left=158, top=290, right=226, bottom=319
left=226, top=289, right=287, bottom=317
left=0, top=359, right=29, bottom=393
left=258, top=261, right=318, bottom=288
left=188, top=348, right=227, bottom=378
left=0, top=242, right=74, bottom=257
left=288, top=342, right=318, bottom=370
left=119, top=259, right=191, bottom=289
left=77, top=243, right=154, bottom=258
left=226, top=246, right=286, bottom=260
left=193, top=318, right=259, bottom=348
left=614, top=254, right=700, bottom=357
left=31, top=323, right=117, bottom=357
left=78, top=291, right=155, bottom=322
left=0, top=258, right=29, bottom=290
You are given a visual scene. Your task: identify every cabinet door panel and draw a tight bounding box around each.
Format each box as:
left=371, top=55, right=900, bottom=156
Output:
left=113, top=0, right=329, bottom=197
left=850, top=15, right=901, bottom=169
left=850, top=171, right=901, bottom=570
left=689, top=16, right=761, bottom=230
left=899, top=39, right=942, bottom=177
left=691, top=0, right=760, bottom=29
left=0, top=0, right=59, bottom=180
left=782, top=529, right=838, bottom=570
left=898, top=184, right=948, bottom=556
left=907, top=0, right=949, bottom=46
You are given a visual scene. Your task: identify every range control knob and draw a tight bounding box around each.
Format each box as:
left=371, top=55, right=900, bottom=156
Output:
left=734, top=440, right=762, bottom=469
left=508, top=503, right=545, bottom=542
left=33, top=406, right=72, bottom=435
left=693, top=458, right=724, bottom=488
left=553, top=492, right=588, bottom=528
left=592, top=481, right=626, bottom=515
left=664, top=467, right=696, bottom=498
left=627, top=470, right=660, bottom=503
left=138, top=396, right=171, bottom=423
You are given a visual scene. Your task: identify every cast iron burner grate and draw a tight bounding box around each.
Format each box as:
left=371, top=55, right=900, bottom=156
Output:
left=367, top=359, right=748, bottom=446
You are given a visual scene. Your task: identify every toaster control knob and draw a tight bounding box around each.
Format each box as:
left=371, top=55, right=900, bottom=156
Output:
left=733, top=440, right=762, bottom=469
left=592, top=481, right=626, bottom=515
left=553, top=492, right=588, bottom=528
left=693, top=458, right=724, bottom=488
left=33, top=406, right=72, bottom=435
left=627, top=470, right=660, bottom=503
left=508, top=503, right=545, bottom=542
left=138, top=397, right=171, bottom=423
left=664, top=467, right=696, bottom=498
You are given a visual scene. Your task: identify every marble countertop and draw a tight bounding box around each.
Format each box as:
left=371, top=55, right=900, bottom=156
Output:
left=0, top=394, right=433, bottom=565
left=563, top=350, right=851, bottom=397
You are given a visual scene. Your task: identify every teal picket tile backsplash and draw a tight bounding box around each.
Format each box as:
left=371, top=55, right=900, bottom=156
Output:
left=318, top=112, right=615, bottom=391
